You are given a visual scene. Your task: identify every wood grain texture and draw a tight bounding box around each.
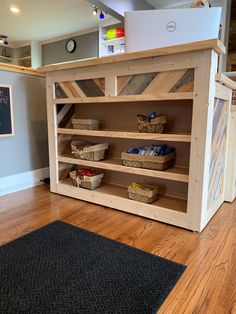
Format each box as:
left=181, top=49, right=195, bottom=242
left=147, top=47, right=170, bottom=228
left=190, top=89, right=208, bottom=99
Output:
left=0, top=184, right=236, bottom=313
left=215, top=73, right=236, bottom=90
left=0, top=62, right=45, bottom=77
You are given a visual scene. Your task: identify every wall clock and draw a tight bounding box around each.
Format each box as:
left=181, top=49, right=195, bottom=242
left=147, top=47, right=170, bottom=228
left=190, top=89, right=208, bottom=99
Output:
left=66, top=39, right=76, bottom=53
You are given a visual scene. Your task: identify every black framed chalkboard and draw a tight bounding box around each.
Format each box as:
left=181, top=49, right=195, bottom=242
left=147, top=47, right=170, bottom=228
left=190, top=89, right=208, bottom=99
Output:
left=0, top=85, right=14, bottom=137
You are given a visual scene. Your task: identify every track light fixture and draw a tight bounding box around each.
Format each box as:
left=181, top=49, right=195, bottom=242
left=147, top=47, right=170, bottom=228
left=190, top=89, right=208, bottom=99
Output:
left=91, top=6, right=106, bottom=19
left=99, top=10, right=105, bottom=19
left=92, top=6, right=97, bottom=16
left=0, top=35, right=8, bottom=45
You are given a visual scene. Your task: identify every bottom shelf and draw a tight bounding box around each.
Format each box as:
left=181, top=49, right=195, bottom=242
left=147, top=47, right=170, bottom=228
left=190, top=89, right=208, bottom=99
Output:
left=57, top=179, right=189, bottom=228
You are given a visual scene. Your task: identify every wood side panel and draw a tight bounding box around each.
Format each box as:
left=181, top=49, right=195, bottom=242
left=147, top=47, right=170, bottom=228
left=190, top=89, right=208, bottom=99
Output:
left=208, top=99, right=227, bottom=206
left=224, top=103, right=236, bottom=202
left=187, top=50, right=218, bottom=231
left=46, top=77, right=58, bottom=192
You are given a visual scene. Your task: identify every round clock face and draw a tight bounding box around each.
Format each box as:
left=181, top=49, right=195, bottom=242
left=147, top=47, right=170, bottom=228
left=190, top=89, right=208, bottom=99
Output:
left=66, top=39, right=76, bottom=53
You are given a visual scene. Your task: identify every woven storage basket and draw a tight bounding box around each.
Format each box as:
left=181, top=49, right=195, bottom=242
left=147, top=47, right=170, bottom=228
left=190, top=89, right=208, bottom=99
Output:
left=137, top=115, right=167, bottom=133
left=69, top=171, right=77, bottom=186
left=71, top=140, right=108, bottom=161
left=72, top=119, right=100, bottom=130
left=121, top=152, right=175, bottom=171
left=128, top=184, right=159, bottom=203
left=69, top=171, right=103, bottom=190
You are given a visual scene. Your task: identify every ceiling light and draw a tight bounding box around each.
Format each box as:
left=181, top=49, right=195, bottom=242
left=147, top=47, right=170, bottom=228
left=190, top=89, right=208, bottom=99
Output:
left=10, top=6, right=20, bottom=13
left=92, top=6, right=97, bottom=16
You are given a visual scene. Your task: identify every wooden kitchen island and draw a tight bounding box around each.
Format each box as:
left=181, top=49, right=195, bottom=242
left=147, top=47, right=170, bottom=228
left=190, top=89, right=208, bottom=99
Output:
left=40, top=39, right=235, bottom=231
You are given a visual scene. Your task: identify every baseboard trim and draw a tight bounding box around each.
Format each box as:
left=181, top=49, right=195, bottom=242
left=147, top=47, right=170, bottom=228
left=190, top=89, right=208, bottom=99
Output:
left=0, top=167, right=49, bottom=196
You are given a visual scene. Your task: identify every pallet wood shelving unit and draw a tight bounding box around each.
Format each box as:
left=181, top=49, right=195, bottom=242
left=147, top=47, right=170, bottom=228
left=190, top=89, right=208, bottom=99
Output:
left=40, top=39, right=234, bottom=231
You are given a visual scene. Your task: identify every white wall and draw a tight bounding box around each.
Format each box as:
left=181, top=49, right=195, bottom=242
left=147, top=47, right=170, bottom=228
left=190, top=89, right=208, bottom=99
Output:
left=0, top=70, right=48, bottom=195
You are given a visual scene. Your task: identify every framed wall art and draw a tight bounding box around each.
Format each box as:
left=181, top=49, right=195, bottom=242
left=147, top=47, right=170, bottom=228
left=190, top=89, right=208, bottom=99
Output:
left=0, top=84, right=14, bottom=137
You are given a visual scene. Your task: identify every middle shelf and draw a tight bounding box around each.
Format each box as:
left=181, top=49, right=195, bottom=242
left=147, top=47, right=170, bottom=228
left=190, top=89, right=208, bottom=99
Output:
left=57, top=128, right=191, bottom=143
left=58, top=155, right=189, bottom=183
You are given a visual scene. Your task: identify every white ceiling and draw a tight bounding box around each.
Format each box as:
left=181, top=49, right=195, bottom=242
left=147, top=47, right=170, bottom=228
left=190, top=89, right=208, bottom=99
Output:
left=0, top=0, right=102, bottom=44
left=145, top=0, right=193, bottom=9
left=0, top=0, right=199, bottom=45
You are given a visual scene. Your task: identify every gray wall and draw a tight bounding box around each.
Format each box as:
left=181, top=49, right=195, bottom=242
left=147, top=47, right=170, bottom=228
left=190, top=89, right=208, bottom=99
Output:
left=0, top=71, right=48, bottom=178
left=42, top=31, right=98, bottom=66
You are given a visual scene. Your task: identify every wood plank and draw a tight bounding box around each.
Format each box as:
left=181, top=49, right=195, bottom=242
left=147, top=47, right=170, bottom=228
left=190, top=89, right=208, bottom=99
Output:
left=94, top=78, right=105, bottom=93
left=117, top=75, right=132, bottom=94
left=0, top=62, right=45, bottom=77
left=119, top=73, right=157, bottom=95
left=50, top=52, right=198, bottom=84
left=57, top=128, right=191, bottom=143
left=58, top=155, right=189, bottom=183
left=57, top=104, right=73, bottom=125
left=216, top=73, right=236, bottom=90
left=53, top=93, right=194, bottom=104
left=169, top=69, right=194, bottom=93
left=39, top=39, right=225, bottom=73
left=46, top=75, right=59, bottom=192
left=143, top=70, right=187, bottom=94
left=215, top=82, right=232, bottom=101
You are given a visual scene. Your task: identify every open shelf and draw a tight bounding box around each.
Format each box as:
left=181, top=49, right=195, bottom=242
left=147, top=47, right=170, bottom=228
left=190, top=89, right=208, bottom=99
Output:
left=102, top=37, right=125, bottom=46
left=57, top=128, right=191, bottom=143
left=0, top=56, right=14, bottom=61
left=58, top=155, right=189, bottom=182
left=17, top=56, right=31, bottom=60
left=58, top=179, right=187, bottom=217
left=53, top=93, right=194, bottom=104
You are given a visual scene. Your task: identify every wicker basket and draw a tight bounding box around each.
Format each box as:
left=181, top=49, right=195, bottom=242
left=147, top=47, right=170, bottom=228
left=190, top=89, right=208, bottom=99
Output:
left=71, top=140, right=108, bottom=161
left=72, top=119, right=100, bottom=130
left=121, top=152, right=175, bottom=171
left=69, top=171, right=103, bottom=190
left=128, top=184, right=159, bottom=203
left=137, top=115, right=167, bottom=133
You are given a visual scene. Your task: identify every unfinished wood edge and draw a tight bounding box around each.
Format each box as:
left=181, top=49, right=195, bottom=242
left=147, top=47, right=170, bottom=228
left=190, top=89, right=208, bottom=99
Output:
left=215, top=82, right=232, bottom=101
left=215, top=39, right=226, bottom=55
left=215, top=73, right=236, bottom=90
left=0, top=62, right=45, bottom=77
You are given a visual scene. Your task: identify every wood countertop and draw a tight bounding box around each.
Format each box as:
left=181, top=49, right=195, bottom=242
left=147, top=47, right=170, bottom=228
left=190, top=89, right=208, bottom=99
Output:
left=0, top=62, right=45, bottom=77
left=39, top=38, right=225, bottom=73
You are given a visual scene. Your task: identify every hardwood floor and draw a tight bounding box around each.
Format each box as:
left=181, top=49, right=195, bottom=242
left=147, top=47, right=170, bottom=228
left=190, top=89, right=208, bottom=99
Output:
left=1, top=183, right=236, bottom=313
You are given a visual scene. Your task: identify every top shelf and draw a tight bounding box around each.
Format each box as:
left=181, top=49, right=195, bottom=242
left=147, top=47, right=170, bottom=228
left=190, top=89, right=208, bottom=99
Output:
left=0, top=56, right=14, bottom=60
left=102, top=37, right=125, bottom=46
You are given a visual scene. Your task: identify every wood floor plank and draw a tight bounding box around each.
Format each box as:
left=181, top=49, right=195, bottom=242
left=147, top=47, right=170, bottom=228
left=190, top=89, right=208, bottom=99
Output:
left=0, top=184, right=236, bottom=313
